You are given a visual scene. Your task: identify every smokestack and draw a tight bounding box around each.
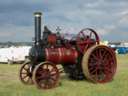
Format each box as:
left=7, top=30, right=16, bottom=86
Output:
left=34, top=12, right=42, bottom=44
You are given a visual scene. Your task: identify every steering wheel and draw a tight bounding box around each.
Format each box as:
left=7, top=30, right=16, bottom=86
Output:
left=76, top=28, right=100, bottom=54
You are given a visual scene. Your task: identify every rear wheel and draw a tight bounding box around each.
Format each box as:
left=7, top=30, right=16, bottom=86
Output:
left=82, top=45, right=117, bottom=83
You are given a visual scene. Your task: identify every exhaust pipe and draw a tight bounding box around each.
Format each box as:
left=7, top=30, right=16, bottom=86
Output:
left=34, top=12, right=42, bottom=45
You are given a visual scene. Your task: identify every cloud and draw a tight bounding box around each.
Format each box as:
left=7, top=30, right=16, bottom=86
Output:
left=0, top=0, right=128, bottom=41
left=0, top=24, right=34, bottom=42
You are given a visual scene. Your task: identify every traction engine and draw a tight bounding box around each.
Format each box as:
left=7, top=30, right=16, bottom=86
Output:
left=19, top=12, right=117, bottom=89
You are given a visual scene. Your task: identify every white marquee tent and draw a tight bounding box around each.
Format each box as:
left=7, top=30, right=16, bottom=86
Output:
left=0, top=46, right=31, bottom=64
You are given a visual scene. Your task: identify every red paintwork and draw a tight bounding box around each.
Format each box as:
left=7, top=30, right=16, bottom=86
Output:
left=45, top=47, right=78, bottom=64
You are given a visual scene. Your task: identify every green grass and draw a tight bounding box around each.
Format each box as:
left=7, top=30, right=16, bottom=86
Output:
left=0, top=54, right=128, bottom=96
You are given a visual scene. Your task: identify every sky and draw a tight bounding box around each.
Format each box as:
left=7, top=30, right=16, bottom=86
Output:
left=0, top=0, right=128, bottom=42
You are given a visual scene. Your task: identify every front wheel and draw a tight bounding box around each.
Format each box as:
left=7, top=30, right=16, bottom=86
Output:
left=19, top=61, right=33, bottom=85
left=32, top=62, right=60, bottom=89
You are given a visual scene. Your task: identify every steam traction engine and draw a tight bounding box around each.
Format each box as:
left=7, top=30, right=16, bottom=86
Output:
left=19, top=12, right=117, bottom=89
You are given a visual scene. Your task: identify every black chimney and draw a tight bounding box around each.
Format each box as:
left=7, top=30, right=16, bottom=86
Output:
left=34, top=12, right=42, bottom=45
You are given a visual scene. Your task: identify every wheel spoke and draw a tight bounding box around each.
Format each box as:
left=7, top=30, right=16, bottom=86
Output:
left=81, top=31, right=86, bottom=38
left=50, top=72, right=57, bottom=76
left=21, top=72, right=27, bottom=74
left=22, top=75, right=28, bottom=79
left=90, top=68, right=97, bottom=74
left=94, top=69, right=98, bottom=81
left=26, top=77, right=31, bottom=83
left=105, top=67, right=112, bottom=73
left=102, top=50, right=107, bottom=57
left=23, top=67, right=29, bottom=71
left=36, top=75, right=45, bottom=80
left=91, top=54, right=99, bottom=61
left=89, top=66, right=95, bottom=71
left=50, top=77, right=56, bottom=82
left=99, top=49, right=102, bottom=59
left=37, top=69, right=44, bottom=75
left=103, top=53, right=111, bottom=61
left=89, top=32, right=92, bottom=38
left=46, top=64, right=49, bottom=69
left=50, top=67, right=55, bottom=73
left=95, top=50, right=99, bottom=59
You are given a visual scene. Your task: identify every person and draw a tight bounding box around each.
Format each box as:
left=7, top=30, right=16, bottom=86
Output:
left=43, top=26, right=52, bottom=34
left=42, top=26, right=52, bottom=41
left=42, top=26, right=52, bottom=45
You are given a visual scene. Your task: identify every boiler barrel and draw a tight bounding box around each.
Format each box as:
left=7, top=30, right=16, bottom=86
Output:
left=45, top=48, right=78, bottom=64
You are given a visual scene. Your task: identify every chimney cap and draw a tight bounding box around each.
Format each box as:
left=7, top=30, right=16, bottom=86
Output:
left=34, top=12, right=42, bottom=17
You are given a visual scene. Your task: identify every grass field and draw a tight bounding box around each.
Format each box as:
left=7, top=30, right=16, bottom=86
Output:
left=0, top=54, right=128, bottom=96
